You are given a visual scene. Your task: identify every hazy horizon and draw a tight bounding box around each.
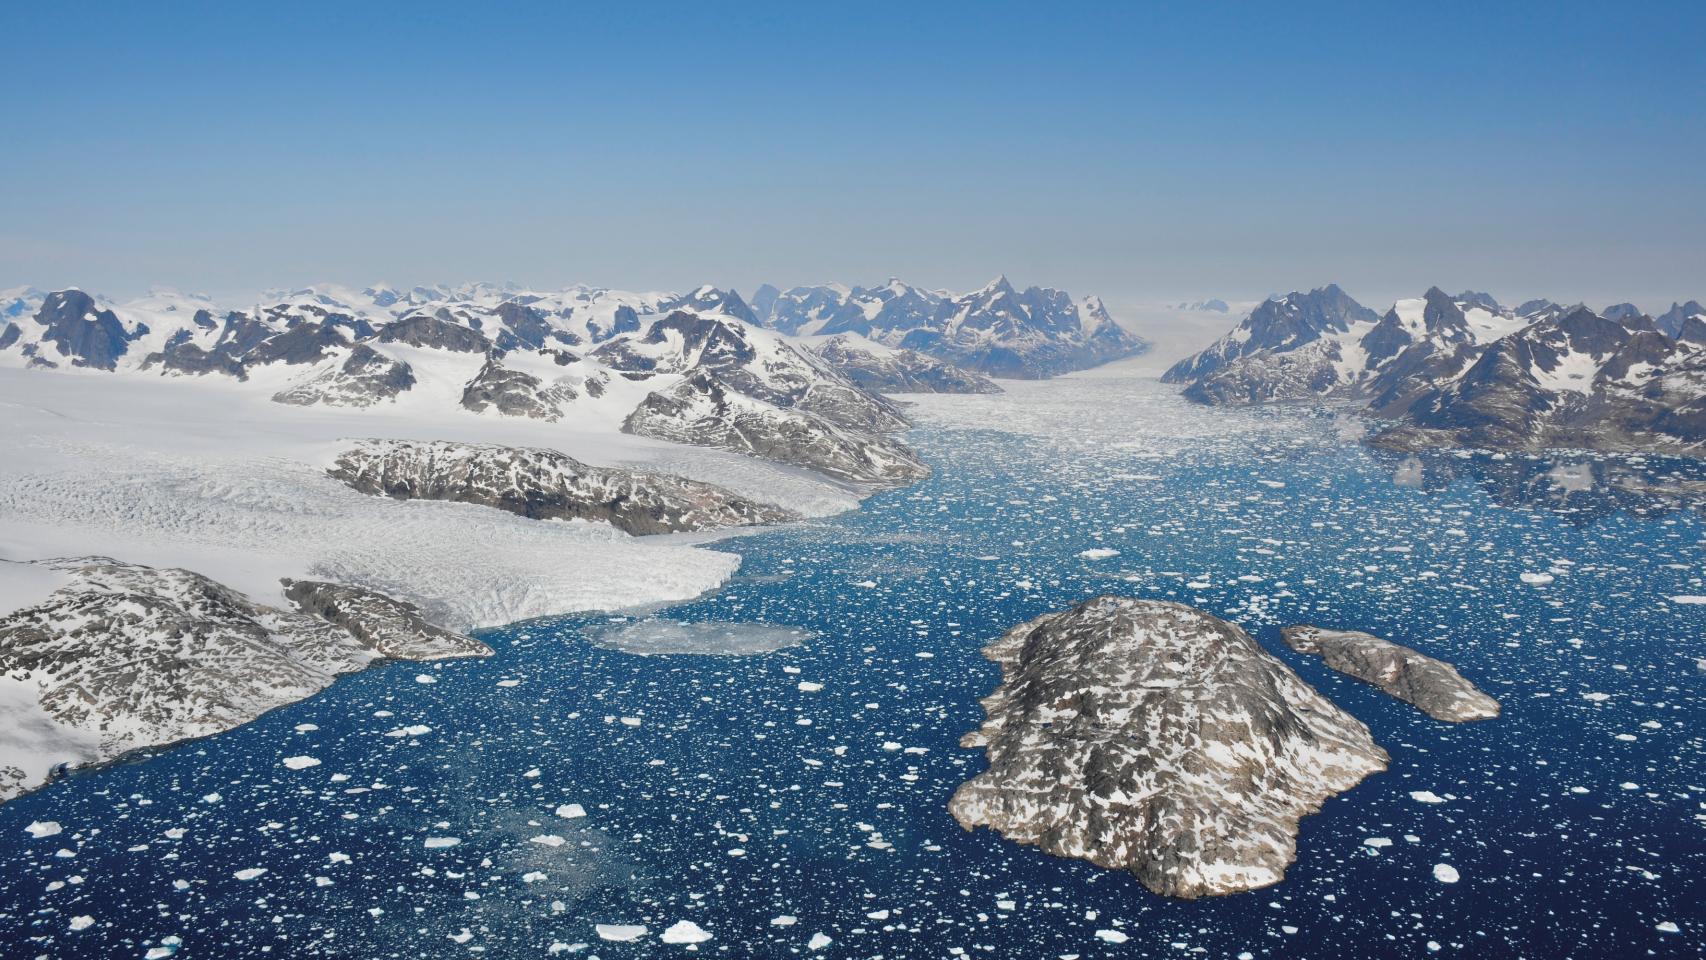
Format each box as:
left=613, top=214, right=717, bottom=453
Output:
left=5, top=2, right=1703, bottom=313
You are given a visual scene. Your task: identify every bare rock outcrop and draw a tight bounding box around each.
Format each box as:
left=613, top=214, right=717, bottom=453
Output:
left=328, top=438, right=796, bottom=535
left=1280, top=625, right=1500, bottom=722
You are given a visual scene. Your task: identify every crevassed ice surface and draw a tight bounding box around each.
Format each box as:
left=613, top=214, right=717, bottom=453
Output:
left=1, top=377, right=1702, bottom=958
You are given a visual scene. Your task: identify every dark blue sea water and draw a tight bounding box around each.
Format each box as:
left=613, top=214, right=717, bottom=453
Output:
left=3, top=382, right=1702, bottom=958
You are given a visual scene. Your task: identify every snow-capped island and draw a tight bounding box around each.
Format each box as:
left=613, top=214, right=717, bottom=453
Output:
left=950, top=596, right=1389, bottom=899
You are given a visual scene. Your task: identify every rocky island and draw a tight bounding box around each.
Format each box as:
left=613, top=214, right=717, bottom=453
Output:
left=1280, top=625, right=1500, bottom=722
left=950, top=596, right=1388, bottom=899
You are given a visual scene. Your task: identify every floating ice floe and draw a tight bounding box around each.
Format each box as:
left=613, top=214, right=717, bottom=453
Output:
left=423, top=837, right=461, bottom=849
left=233, top=868, right=267, bottom=881
left=281, top=755, right=320, bottom=770
left=24, top=820, right=61, bottom=838
left=1096, top=929, right=1130, bottom=944
left=1078, top=548, right=1120, bottom=559
left=596, top=924, right=647, bottom=942
left=588, top=619, right=815, bottom=656
left=1409, top=791, right=1446, bottom=804
left=1433, top=863, right=1460, bottom=883
left=661, top=920, right=712, bottom=944
left=1520, top=572, right=1554, bottom=585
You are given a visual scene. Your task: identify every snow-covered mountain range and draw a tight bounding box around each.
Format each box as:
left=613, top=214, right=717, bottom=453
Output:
left=0, top=277, right=1138, bottom=481
left=749, top=276, right=1149, bottom=378
left=0, top=282, right=935, bottom=485
left=1164, top=286, right=1706, bottom=455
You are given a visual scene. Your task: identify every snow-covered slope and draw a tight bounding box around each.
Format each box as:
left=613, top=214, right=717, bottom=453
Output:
left=1161, top=283, right=1379, bottom=385
left=805, top=334, right=1002, bottom=394
left=624, top=370, right=930, bottom=486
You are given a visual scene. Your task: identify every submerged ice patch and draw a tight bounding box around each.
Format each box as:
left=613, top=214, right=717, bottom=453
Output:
left=585, top=619, right=816, bottom=656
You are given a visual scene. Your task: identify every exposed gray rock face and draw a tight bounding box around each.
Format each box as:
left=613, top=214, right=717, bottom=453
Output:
left=142, top=338, right=249, bottom=377
left=811, top=336, right=1002, bottom=394
left=491, top=300, right=577, bottom=351
left=32, top=290, right=139, bottom=370
left=272, top=344, right=416, bottom=407
left=376, top=313, right=492, bottom=352
left=950, top=597, right=1387, bottom=899
left=281, top=579, right=487, bottom=659
left=1280, top=625, right=1499, bottom=722
left=585, top=303, right=640, bottom=342
left=1655, top=300, right=1705, bottom=340
left=459, top=353, right=581, bottom=420
left=0, top=558, right=488, bottom=804
left=1602, top=302, right=1645, bottom=323
left=658, top=285, right=759, bottom=325
left=624, top=370, right=929, bottom=487
left=327, top=438, right=796, bottom=535
left=242, top=319, right=351, bottom=367
left=748, top=283, right=782, bottom=325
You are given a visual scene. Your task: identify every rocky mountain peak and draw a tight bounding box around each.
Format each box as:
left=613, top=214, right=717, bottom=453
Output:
left=32, top=289, right=140, bottom=370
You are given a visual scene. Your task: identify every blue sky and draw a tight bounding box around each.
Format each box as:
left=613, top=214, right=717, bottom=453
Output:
left=3, top=1, right=1703, bottom=311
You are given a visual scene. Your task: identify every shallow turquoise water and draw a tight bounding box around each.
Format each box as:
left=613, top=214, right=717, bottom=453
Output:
left=2, top=387, right=1702, bottom=958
